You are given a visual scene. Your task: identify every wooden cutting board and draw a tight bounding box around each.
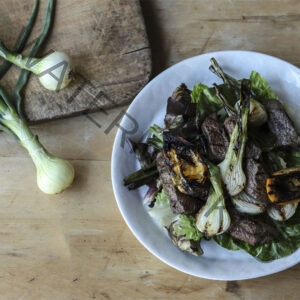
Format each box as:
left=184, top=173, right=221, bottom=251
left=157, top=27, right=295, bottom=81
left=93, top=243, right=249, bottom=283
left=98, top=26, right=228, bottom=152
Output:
left=0, top=0, right=151, bottom=122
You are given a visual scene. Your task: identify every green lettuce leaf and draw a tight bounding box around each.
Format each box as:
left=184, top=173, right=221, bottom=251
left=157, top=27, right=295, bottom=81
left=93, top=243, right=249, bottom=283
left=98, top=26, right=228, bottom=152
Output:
left=148, top=189, right=178, bottom=227
left=190, top=83, right=222, bottom=122
left=172, top=215, right=203, bottom=241
left=285, top=149, right=300, bottom=167
left=149, top=190, right=203, bottom=242
left=250, top=70, right=278, bottom=103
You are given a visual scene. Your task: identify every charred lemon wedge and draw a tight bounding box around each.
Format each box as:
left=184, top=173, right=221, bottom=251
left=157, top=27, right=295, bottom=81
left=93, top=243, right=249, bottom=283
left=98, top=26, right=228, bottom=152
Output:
left=163, top=132, right=208, bottom=196
left=266, top=166, right=300, bottom=205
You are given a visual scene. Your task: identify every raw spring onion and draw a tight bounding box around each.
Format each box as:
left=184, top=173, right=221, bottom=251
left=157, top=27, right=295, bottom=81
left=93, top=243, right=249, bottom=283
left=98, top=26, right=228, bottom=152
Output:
left=0, top=0, right=74, bottom=92
left=0, top=43, right=74, bottom=91
left=0, top=0, right=75, bottom=194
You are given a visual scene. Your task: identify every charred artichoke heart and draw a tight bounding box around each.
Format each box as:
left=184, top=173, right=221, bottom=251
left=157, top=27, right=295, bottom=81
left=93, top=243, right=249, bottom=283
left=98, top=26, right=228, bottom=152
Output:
left=266, top=167, right=300, bottom=204
left=163, top=132, right=208, bottom=197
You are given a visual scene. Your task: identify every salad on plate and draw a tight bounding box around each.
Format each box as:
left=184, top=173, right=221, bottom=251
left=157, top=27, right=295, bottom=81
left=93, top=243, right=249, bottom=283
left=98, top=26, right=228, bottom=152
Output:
left=123, top=57, right=300, bottom=262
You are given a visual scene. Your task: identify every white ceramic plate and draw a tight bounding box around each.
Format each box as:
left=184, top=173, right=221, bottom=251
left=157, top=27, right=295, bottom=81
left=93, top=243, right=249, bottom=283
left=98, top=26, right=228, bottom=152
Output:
left=111, top=51, right=300, bottom=280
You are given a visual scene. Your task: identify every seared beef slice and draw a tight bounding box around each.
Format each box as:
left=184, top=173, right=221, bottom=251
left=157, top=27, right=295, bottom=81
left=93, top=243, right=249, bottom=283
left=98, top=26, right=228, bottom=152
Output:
left=201, top=114, right=229, bottom=163
left=266, top=99, right=300, bottom=148
left=156, top=152, right=204, bottom=214
left=227, top=211, right=278, bottom=246
left=244, top=158, right=269, bottom=204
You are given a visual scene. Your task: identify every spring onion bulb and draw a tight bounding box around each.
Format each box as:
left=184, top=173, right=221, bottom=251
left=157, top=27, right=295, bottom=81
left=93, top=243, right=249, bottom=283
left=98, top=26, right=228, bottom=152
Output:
left=0, top=41, right=74, bottom=91
left=196, top=161, right=231, bottom=237
left=267, top=203, right=298, bottom=222
left=231, top=191, right=266, bottom=215
left=0, top=92, right=74, bottom=194
left=218, top=80, right=250, bottom=196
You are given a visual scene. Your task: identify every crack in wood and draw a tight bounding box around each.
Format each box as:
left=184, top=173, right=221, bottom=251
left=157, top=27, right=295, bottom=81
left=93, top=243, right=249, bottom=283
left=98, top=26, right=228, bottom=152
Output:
left=205, top=14, right=300, bottom=23
left=122, top=46, right=151, bottom=55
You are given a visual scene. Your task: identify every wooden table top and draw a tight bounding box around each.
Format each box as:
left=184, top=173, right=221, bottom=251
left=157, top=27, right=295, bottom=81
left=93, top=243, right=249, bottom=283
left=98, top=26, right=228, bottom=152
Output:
left=1, top=0, right=300, bottom=298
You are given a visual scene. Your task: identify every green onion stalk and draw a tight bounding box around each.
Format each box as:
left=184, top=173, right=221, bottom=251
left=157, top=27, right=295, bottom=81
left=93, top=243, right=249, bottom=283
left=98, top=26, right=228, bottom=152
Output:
left=0, top=0, right=39, bottom=79
left=196, top=160, right=231, bottom=237
left=0, top=0, right=75, bottom=194
left=0, top=88, right=74, bottom=194
left=0, top=41, right=74, bottom=91
left=218, top=79, right=251, bottom=196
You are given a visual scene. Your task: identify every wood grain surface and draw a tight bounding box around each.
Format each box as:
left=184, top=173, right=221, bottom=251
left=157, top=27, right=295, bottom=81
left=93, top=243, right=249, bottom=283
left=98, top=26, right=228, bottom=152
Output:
left=0, top=0, right=300, bottom=299
left=0, top=0, right=151, bottom=122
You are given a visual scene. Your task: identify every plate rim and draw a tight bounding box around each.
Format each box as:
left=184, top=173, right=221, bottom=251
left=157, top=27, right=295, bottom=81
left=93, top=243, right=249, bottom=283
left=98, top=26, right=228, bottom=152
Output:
left=111, top=50, right=300, bottom=280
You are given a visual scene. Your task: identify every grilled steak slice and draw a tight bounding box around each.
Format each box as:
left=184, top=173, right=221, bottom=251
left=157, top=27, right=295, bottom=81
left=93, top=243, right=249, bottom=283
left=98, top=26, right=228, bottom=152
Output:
left=244, top=158, right=269, bottom=204
left=227, top=210, right=279, bottom=246
left=156, top=152, right=206, bottom=214
left=266, top=99, right=300, bottom=148
left=201, top=114, right=229, bottom=163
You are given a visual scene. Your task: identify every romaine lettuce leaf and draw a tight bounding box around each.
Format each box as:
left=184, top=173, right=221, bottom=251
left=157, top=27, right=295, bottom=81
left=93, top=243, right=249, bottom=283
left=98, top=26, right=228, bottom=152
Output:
left=172, top=215, right=203, bottom=241
left=190, top=83, right=222, bottom=122
left=285, top=149, right=300, bottom=167
left=250, top=70, right=278, bottom=102
left=148, top=189, right=178, bottom=227
left=149, top=189, right=203, bottom=242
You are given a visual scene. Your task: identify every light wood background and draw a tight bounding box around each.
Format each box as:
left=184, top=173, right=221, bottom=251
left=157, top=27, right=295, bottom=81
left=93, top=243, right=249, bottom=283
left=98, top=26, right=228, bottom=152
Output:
left=0, top=0, right=299, bottom=299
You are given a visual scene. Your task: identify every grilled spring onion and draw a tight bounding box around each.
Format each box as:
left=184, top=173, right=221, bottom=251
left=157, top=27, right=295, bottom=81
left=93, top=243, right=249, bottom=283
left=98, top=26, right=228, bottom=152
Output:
left=218, top=79, right=250, bottom=196
left=196, top=160, right=231, bottom=237
left=231, top=191, right=267, bottom=215
left=211, top=57, right=268, bottom=127
left=267, top=203, right=298, bottom=221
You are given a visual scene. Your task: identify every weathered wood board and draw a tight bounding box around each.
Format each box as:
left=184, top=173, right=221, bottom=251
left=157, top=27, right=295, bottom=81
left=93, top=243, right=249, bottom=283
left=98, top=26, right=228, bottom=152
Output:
left=0, top=0, right=151, bottom=122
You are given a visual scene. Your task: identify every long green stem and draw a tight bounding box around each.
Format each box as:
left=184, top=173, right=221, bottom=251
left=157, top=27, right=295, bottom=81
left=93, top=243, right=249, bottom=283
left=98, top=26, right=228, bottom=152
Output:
left=14, top=0, right=55, bottom=117
left=0, top=42, right=41, bottom=74
left=0, top=0, right=39, bottom=79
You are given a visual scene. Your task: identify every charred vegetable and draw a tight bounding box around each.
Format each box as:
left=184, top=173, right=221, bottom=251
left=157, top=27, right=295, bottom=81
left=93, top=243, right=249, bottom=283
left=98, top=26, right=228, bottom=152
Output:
left=168, top=215, right=203, bottom=256
left=248, top=98, right=268, bottom=127
left=266, top=166, right=300, bottom=205
left=231, top=191, right=266, bottom=215
left=218, top=79, right=250, bottom=196
left=163, top=132, right=208, bottom=197
left=267, top=203, right=298, bottom=221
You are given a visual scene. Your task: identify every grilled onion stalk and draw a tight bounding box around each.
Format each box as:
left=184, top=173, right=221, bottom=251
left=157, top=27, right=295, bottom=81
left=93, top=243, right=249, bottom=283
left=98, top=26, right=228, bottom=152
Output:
left=231, top=191, right=267, bottom=215
left=267, top=203, right=298, bottom=221
left=196, top=161, right=231, bottom=237
left=218, top=79, right=250, bottom=196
